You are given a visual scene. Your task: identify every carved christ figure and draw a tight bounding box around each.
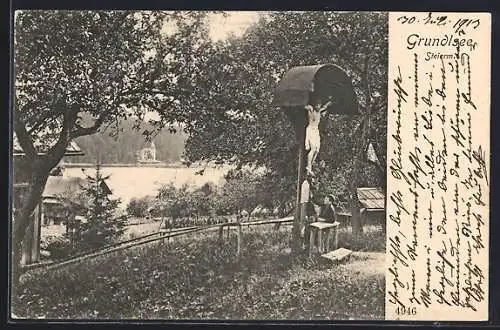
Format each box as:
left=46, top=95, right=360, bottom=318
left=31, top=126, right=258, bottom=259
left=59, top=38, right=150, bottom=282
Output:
left=304, top=98, right=333, bottom=176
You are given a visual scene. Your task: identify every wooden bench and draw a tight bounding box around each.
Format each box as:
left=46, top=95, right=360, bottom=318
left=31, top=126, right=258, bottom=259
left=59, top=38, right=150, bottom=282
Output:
left=309, top=221, right=340, bottom=257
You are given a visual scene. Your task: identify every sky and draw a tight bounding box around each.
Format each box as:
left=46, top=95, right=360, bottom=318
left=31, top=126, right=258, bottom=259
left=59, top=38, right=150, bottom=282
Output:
left=161, top=11, right=262, bottom=41
left=208, top=11, right=261, bottom=41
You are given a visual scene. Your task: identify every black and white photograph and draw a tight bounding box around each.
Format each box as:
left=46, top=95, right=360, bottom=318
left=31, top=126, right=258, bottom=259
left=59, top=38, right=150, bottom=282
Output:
left=11, top=10, right=388, bottom=320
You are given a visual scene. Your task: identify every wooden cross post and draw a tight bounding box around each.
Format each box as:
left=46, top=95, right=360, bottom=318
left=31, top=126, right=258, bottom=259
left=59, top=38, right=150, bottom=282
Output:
left=290, top=111, right=308, bottom=255
left=275, top=64, right=359, bottom=255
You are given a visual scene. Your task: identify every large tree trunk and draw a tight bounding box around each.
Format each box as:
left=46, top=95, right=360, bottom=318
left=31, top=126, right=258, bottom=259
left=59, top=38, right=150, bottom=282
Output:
left=12, top=125, right=70, bottom=293
left=12, top=166, right=51, bottom=294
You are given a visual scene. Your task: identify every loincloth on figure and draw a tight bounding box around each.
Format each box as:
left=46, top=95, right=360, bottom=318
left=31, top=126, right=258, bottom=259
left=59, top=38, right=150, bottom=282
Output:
left=305, top=126, right=321, bottom=151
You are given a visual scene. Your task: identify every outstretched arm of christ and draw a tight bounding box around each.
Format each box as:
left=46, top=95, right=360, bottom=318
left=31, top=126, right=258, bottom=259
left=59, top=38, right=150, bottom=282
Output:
left=320, top=100, right=333, bottom=115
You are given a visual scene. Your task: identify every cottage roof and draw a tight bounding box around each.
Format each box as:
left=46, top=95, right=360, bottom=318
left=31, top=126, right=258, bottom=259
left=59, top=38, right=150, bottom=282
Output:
left=274, top=64, right=358, bottom=116
left=12, top=133, right=84, bottom=157
left=43, top=175, right=112, bottom=199
left=43, top=176, right=84, bottom=198
left=356, top=187, right=385, bottom=210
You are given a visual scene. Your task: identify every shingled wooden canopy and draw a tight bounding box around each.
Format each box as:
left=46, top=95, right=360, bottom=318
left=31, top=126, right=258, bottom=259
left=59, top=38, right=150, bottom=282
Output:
left=274, top=64, right=358, bottom=116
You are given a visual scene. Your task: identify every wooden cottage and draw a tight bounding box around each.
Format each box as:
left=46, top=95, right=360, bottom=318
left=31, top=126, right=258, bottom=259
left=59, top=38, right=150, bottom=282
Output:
left=42, top=174, right=112, bottom=226
left=42, top=176, right=85, bottom=226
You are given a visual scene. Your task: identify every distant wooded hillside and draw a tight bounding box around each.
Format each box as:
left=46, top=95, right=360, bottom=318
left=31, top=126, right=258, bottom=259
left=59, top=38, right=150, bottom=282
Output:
left=65, top=119, right=187, bottom=164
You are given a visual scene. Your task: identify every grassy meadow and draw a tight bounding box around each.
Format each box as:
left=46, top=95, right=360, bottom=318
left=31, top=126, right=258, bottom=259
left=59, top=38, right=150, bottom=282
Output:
left=14, top=225, right=385, bottom=320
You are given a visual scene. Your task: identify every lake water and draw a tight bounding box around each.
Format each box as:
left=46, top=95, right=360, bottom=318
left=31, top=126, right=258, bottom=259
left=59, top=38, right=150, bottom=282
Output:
left=64, top=166, right=230, bottom=209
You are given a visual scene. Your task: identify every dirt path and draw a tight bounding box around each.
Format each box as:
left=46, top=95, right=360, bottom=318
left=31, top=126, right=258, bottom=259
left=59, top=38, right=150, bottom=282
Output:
left=338, top=251, right=385, bottom=277
left=284, top=251, right=385, bottom=286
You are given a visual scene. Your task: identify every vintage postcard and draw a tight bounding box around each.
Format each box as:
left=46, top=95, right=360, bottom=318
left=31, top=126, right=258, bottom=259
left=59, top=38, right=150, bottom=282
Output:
left=9, top=10, right=490, bottom=322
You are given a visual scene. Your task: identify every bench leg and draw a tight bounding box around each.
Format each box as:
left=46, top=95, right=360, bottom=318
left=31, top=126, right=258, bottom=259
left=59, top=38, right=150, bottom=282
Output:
left=309, top=228, right=315, bottom=258
left=318, top=229, right=323, bottom=254
left=326, top=228, right=332, bottom=253
left=333, top=227, right=339, bottom=250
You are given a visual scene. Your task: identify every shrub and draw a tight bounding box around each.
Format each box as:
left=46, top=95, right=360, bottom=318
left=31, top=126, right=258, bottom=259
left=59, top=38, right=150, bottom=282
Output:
left=57, top=164, right=126, bottom=255
left=43, top=236, right=71, bottom=260
left=40, top=235, right=58, bottom=251
left=337, top=225, right=385, bottom=252
left=126, top=197, right=152, bottom=218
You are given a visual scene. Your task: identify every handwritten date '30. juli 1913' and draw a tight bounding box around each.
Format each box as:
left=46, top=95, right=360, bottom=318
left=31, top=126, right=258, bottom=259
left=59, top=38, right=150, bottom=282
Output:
left=386, top=12, right=490, bottom=321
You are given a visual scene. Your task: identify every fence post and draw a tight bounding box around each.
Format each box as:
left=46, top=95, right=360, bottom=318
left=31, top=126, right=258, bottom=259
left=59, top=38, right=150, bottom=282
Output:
left=218, top=224, right=224, bottom=242
left=236, top=223, right=242, bottom=260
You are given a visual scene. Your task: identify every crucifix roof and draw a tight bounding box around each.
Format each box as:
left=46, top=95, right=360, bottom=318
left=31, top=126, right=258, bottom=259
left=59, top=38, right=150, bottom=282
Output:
left=274, top=64, right=358, bottom=116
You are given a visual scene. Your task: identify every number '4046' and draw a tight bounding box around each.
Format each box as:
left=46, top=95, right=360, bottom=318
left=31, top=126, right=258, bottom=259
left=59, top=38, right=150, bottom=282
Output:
left=396, top=306, right=417, bottom=316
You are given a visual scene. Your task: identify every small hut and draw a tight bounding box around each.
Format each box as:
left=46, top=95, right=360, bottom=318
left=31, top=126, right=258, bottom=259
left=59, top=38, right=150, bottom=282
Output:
left=356, top=187, right=385, bottom=226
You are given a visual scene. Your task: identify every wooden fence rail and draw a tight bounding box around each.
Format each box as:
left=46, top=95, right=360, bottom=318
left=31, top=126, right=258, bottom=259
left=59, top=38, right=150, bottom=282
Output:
left=21, top=226, right=198, bottom=272
left=22, top=217, right=295, bottom=275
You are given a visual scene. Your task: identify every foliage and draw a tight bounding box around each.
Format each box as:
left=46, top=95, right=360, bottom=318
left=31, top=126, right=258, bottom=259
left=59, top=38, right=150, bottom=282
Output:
left=12, top=10, right=212, bottom=280
left=151, top=170, right=285, bottom=226
left=337, top=225, right=386, bottom=252
left=218, top=168, right=262, bottom=217
left=15, top=11, right=211, bottom=146
left=127, top=196, right=153, bottom=218
left=40, top=235, right=71, bottom=260
left=154, top=182, right=221, bottom=226
left=14, top=225, right=384, bottom=319
left=182, top=11, right=388, bottom=212
left=75, top=165, right=126, bottom=251
left=55, top=164, right=126, bottom=256
left=154, top=183, right=188, bottom=223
